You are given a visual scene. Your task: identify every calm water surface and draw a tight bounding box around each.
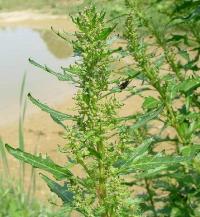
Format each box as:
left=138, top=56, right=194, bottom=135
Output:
left=0, top=27, right=76, bottom=126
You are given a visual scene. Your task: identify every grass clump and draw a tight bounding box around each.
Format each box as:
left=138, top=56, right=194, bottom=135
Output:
left=0, top=179, right=52, bottom=217
left=0, top=138, right=53, bottom=217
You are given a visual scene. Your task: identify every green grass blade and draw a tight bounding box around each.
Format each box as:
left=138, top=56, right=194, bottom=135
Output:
left=0, top=138, right=9, bottom=177
left=19, top=72, right=27, bottom=194
left=27, top=141, right=39, bottom=204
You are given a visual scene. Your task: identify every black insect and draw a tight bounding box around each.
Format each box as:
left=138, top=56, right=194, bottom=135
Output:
left=119, top=79, right=131, bottom=90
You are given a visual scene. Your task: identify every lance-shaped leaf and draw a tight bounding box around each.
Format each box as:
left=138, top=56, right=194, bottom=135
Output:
left=61, top=65, right=82, bottom=76
left=129, top=105, right=164, bottom=131
left=117, top=114, right=137, bottom=122
left=120, top=154, right=187, bottom=175
left=51, top=26, right=71, bottom=43
left=96, top=24, right=117, bottom=41
left=142, top=96, right=161, bottom=111
left=123, top=87, right=152, bottom=101
left=114, top=138, right=153, bottom=169
left=125, top=69, right=141, bottom=79
left=167, top=34, right=189, bottom=45
left=177, top=78, right=200, bottom=95
left=50, top=114, right=68, bottom=130
left=29, top=58, right=78, bottom=83
left=135, top=166, right=168, bottom=179
left=6, top=144, right=73, bottom=180
left=28, top=93, right=75, bottom=122
left=41, top=174, right=74, bottom=204
left=134, top=154, right=187, bottom=170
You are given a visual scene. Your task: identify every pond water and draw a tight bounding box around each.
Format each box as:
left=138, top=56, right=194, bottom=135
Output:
left=0, top=27, right=76, bottom=126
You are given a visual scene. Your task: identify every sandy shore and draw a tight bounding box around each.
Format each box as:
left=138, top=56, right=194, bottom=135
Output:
left=0, top=10, right=76, bottom=30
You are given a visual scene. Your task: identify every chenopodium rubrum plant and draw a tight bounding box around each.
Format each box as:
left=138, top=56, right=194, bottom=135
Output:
left=5, top=7, right=143, bottom=217
left=121, top=1, right=200, bottom=216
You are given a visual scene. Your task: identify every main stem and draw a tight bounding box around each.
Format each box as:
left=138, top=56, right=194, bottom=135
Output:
left=97, top=123, right=109, bottom=216
left=145, top=179, right=158, bottom=217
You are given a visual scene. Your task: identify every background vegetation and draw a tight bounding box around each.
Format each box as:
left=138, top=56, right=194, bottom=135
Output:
left=0, top=0, right=80, bottom=14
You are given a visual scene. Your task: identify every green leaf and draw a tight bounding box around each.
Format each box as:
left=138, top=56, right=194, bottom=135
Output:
left=6, top=144, right=73, bottom=180
left=180, top=145, right=200, bottom=157
left=154, top=55, right=165, bottom=68
left=178, top=121, right=189, bottom=138
left=177, top=78, right=200, bottom=94
left=135, top=166, right=168, bottom=179
left=167, top=34, right=189, bottom=45
left=121, top=154, right=187, bottom=175
left=179, top=50, right=190, bottom=61
left=97, top=24, right=117, bottom=40
left=110, top=86, right=122, bottom=93
left=142, top=96, right=161, bottom=110
left=88, top=147, right=102, bottom=159
left=129, top=105, right=164, bottom=131
left=183, top=6, right=200, bottom=21
left=118, top=114, right=137, bottom=122
left=120, top=138, right=154, bottom=168
left=61, top=65, right=81, bottom=76
left=125, top=69, right=140, bottom=79
left=114, top=138, right=153, bottom=169
left=50, top=114, right=67, bottom=130
left=29, top=58, right=78, bottom=83
left=28, top=93, right=75, bottom=122
left=40, top=174, right=74, bottom=204
left=124, top=87, right=152, bottom=101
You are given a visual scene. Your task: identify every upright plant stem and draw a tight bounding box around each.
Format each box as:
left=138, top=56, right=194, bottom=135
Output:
left=0, top=138, right=9, bottom=178
left=124, top=12, right=192, bottom=149
left=145, top=179, right=157, bottom=217
left=19, top=73, right=27, bottom=195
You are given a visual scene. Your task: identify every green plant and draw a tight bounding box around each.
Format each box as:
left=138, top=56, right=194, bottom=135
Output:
left=18, top=72, right=27, bottom=195
left=120, top=0, right=200, bottom=216
left=6, top=7, right=138, bottom=216
left=5, top=3, right=197, bottom=217
left=0, top=138, right=9, bottom=178
left=0, top=178, right=52, bottom=217
left=3, top=5, right=184, bottom=217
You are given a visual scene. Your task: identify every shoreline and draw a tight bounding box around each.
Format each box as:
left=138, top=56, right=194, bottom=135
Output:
left=0, top=10, right=76, bottom=30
